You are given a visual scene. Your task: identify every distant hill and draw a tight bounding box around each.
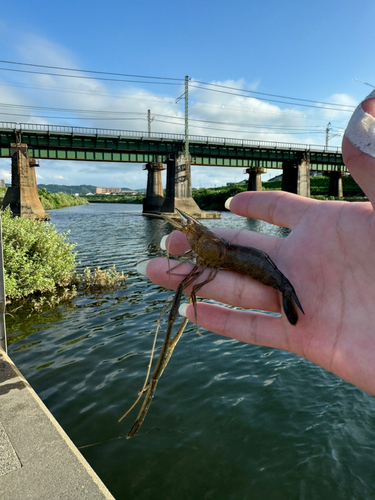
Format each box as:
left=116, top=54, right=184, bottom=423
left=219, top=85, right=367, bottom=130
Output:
left=36, top=184, right=135, bottom=195
left=37, top=184, right=97, bottom=195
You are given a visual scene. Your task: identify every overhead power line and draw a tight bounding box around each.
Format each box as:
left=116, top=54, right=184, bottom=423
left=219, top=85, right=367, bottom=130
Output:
left=0, top=67, right=181, bottom=86
left=0, top=81, right=348, bottom=125
left=193, top=80, right=355, bottom=109
left=153, top=118, right=335, bottom=136
left=0, top=102, right=147, bottom=116
left=153, top=112, right=327, bottom=130
left=0, top=111, right=146, bottom=121
left=190, top=83, right=355, bottom=112
left=0, top=59, right=184, bottom=82
left=0, top=59, right=355, bottom=112
left=0, top=102, right=334, bottom=133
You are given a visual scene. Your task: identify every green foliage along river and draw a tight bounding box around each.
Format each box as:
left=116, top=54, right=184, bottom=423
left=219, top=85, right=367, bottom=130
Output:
left=84, top=175, right=366, bottom=211
left=0, top=187, right=89, bottom=210
left=6, top=203, right=375, bottom=500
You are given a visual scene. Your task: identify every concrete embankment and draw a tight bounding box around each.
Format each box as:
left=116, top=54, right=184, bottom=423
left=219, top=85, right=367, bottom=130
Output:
left=0, top=349, right=115, bottom=499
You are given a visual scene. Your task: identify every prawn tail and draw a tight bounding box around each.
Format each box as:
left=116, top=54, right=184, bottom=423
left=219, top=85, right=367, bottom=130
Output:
left=281, top=282, right=304, bottom=326
left=282, top=291, right=299, bottom=325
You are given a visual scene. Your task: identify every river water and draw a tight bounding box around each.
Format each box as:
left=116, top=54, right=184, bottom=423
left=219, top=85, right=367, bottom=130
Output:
left=6, top=203, right=375, bottom=500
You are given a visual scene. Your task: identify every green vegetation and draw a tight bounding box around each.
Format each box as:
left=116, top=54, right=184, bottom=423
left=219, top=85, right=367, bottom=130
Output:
left=191, top=175, right=366, bottom=210
left=85, top=176, right=366, bottom=211
left=192, top=185, right=247, bottom=211
left=2, top=208, right=76, bottom=302
left=311, top=175, right=364, bottom=198
left=261, top=176, right=365, bottom=199
left=37, top=184, right=98, bottom=195
left=85, top=193, right=144, bottom=204
left=0, top=188, right=88, bottom=210
left=38, top=189, right=88, bottom=210
left=37, top=184, right=137, bottom=196
left=2, top=209, right=127, bottom=309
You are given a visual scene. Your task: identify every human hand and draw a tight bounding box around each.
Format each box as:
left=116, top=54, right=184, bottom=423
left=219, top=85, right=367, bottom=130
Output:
left=143, top=92, right=375, bottom=395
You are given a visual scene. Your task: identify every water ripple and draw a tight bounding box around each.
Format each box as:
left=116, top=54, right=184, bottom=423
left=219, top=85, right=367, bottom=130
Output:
left=6, top=204, right=375, bottom=500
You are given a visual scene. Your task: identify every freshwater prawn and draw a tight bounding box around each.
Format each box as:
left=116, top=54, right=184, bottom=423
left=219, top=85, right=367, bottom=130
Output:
left=121, top=209, right=304, bottom=438
left=161, top=208, right=304, bottom=326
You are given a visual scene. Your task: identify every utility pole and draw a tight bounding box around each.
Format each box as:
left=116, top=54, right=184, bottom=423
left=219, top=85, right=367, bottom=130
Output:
left=184, top=75, right=189, bottom=164
left=147, top=110, right=154, bottom=137
left=176, top=76, right=190, bottom=163
left=325, top=122, right=332, bottom=148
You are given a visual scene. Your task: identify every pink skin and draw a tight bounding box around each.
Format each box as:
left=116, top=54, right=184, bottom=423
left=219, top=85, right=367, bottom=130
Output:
left=145, top=96, right=375, bottom=395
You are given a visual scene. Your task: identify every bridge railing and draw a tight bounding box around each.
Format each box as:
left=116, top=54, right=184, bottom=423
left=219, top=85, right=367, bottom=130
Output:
left=0, top=122, right=18, bottom=130
left=1, top=121, right=342, bottom=154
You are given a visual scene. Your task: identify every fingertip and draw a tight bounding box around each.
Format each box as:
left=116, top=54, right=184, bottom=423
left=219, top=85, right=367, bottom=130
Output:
left=160, top=234, right=169, bottom=251
left=136, top=259, right=151, bottom=277
left=224, top=197, right=233, bottom=210
left=179, top=303, right=189, bottom=318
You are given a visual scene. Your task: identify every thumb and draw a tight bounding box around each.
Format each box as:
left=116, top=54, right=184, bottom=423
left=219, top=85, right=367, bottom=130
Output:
left=342, top=91, right=375, bottom=208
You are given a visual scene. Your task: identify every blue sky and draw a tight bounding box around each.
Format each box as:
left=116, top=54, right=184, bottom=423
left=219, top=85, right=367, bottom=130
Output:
left=0, top=0, right=374, bottom=189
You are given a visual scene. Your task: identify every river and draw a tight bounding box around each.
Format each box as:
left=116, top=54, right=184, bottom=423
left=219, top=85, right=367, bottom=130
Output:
left=6, top=203, right=375, bottom=500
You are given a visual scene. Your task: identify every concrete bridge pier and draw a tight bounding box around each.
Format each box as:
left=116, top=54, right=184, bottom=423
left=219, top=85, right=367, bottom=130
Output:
left=162, top=152, right=212, bottom=217
left=2, top=144, right=49, bottom=220
left=281, top=158, right=310, bottom=197
left=160, top=156, right=176, bottom=213
left=142, top=161, right=165, bottom=214
left=245, top=165, right=267, bottom=191
left=173, top=152, right=202, bottom=216
left=144, top=152, right=220, bottom=218
left=327, top=171, right=344, bottom=197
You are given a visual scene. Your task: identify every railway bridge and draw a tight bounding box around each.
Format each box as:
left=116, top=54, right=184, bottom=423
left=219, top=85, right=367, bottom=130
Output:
left=0, top=122, right=346, bottom=219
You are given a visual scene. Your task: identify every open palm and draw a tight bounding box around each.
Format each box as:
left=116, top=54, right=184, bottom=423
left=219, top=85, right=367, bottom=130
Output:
left=145, top=96, right=375, bottom=395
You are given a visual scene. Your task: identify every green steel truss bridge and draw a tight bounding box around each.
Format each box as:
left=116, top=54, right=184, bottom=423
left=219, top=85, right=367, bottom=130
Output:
left=0, top=122, right=345, bottom=171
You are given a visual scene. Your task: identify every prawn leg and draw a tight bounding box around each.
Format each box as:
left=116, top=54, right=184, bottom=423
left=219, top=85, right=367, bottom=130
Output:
left=126, top=268, right=197, bottom=438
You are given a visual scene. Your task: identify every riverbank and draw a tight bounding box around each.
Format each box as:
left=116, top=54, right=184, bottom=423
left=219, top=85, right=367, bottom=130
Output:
left=38, top=189, right=89, bottom=210
left=85, top=193, right=144, bottom=204
left=83, top=176, right=366, bottom=211
left=192, top=175, right=367, bottom=210
left=0, top=187, right=89, bottom=210
left=0, top=349, right=115, bottom=499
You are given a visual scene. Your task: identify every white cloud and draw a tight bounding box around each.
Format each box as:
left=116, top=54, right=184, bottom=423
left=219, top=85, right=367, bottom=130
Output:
left=0, top=169, right=11, bottom=182
left=0, top=34, right=355, bottom=189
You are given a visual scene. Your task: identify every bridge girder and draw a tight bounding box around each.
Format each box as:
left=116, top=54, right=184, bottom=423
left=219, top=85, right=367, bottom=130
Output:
left=0, top=125, right=346, bottom=172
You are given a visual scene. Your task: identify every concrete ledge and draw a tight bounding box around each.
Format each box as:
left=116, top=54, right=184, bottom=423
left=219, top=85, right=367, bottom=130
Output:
left=0, top=349, right=115, bottom=499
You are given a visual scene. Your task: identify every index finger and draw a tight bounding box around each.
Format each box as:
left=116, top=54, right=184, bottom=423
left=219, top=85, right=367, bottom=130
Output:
left=228, top=190, right=317, bottom=229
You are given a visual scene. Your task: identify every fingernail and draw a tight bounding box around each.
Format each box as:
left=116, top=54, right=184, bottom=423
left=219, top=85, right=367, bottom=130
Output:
left=224, top=197, right=233, bottom=210
left=136, top=259, right=151, bottom=277
left=160, top=235, right=169, bottom=251
left=179, top=303, right=189, bottom=317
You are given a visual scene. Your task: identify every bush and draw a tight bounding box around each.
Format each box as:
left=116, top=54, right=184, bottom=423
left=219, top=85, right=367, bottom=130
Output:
left=38, top=189, right=88, bottom=209
left=76, top=265, right=127, bottom=292
left=2, top=209, right=77, bottom=301
left=192, top=185, right=247, bottom=210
